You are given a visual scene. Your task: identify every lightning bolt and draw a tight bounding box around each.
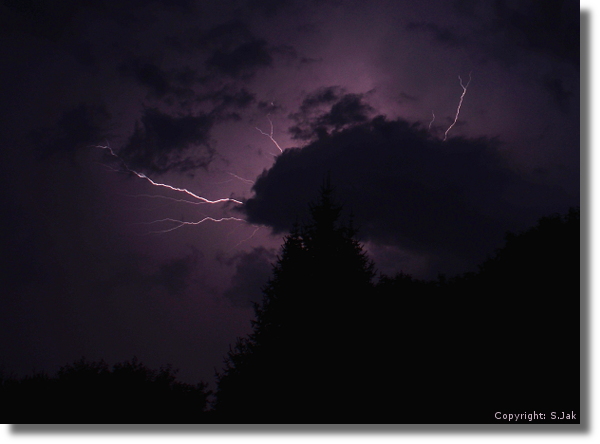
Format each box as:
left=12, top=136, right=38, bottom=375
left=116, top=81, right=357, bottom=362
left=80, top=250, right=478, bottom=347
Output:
left=428, top=110, right=435, bottom=132
left=88, top=111, right=274, bottom=243
left=123, top=194, right=205, bottom=205
left=95, top=144, right=242, bottom=205
left=227, top=172, right=255, bottom=185
left=90, top=142, right=252, bottom=236
left=444, top=71, right=472, bottom=141
left=227, top=225, right=262, bottom=252
left=255, top=114, right=283, bottom=153
left=136, top=216, right=246, bottom=234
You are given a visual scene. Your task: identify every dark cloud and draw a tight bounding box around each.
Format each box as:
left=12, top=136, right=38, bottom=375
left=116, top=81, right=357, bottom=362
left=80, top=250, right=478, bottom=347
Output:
left=1, top=0, right=80, bottom=42
left=70, top=40, right=98, bottom=68
left=405, top=22, right=467, bottom=48
left=243, top=116, right=573, bottom=276
left=405, top=0, right=578, bottom=67
left=270, top=44, right=299, bottom=62
left=223, top=247, right=277, bottom=307
left=119, top=59, right=171, bottom=97
left=245, top=0, right=297, bottom=16
left=119, top=55, right=257, bottom=114
left=206, top=38, right=273, bottom=78
left=298, top=56, right=322, bottom=65
left=0, top=0, right=196, bottom=42
left=199, top=22, right=304, bottom=78
left=398, top=92, right=418, bottom=103
left=155, top=0, right=196, bottom=13
left=0, top=189, right=48, bottom=289
left=199, top=86, right=256, bottom=115
left=451, top=0, right=478, bottom=17
left=153, top=248, right=202, bottom=296
left=257, top=100, right=283, bottom=114
left=289, top=87, right=374, bottom=140
left=33, top=102, right=111, bottom=158
left=491, top=0, right=579, bottom=65
left=320, top=94, right=374, bottom=128
left=196, top=20, right=273, bottom=78
left=99, top=248, right=202, bottom=298
left=120, top=107, right=214, bottom=174
left=167, top=18, right=300, bottom=80
left=543, top=76, right=574, bottom=113
left=298, top=86, right=344, bottom=111
left=200, top=20, right=254, bottom=49
left=118, top=58, right=198, bottom=100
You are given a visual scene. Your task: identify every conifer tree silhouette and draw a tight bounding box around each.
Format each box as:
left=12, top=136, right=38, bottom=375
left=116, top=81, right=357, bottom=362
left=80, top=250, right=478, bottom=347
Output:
left=215, top=179, right=375, bottom=422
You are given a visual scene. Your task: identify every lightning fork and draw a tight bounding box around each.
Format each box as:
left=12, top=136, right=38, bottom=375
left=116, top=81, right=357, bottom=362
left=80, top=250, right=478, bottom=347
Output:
left=228, top=225, right=262, bottom=252
left=227, top=172, right=255, bottom=185
left=255, top=114, right=283, bottom=153
left=137, top=216, right=246, bottom=234
left=94, top=143, right=242, bottom=205
left=444, top=71, right=472, bottom=141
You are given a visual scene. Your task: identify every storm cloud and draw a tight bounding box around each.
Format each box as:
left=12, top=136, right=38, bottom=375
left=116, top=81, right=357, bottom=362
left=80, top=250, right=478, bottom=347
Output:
left=408, top=0, right=579, bottom=66
left=243, top=115, right=574, bottom=275
left=153, top=247, right=202, bottom=296
left=34, top=102, right=111, bottom=158
left=198, top=20, right=276, bottom=79
left=223, top=247, right=277, bottom=307
left=118, top=58, right=198, bottom=100
left=289, top=87, right=375, bottom=140
left=120, top=107, right=214, bottom=174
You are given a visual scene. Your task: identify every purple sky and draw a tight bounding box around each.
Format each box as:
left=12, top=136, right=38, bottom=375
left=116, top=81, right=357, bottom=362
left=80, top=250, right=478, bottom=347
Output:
left=0, top=0, right=579, bottom=386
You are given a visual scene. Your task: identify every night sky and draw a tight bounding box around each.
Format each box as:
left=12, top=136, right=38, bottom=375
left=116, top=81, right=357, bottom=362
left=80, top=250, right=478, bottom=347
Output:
left=0, top=0, right=579, bottom=387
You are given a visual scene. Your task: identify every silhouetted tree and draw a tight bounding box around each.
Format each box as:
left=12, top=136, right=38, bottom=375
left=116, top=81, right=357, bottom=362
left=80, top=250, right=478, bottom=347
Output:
left=215, top=180, right=376, bottom=422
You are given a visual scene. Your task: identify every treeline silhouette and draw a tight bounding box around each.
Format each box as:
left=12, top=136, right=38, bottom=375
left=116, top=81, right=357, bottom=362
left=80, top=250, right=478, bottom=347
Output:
left=1, top=357, right=211, bottom=423
left=213, top=184, right=579, bottom=423
left=2, top=185, right=579, bottom=424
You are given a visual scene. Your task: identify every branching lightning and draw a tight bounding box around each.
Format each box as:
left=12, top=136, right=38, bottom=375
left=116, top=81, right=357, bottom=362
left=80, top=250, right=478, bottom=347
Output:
left=95, top=144, right=242, bottom=205
left=136, top=216, right=245, bottom=234
left=92, top=143, right=249, bottom=235
left=255, top=114, right=283, bottom=153
left=212, top=173, right=255, bottom=186
left=89, top=113, right=277, bottom=245
left=443, top=71, right=472, bottom=141
left=228, top=225, right=262, bottom=252
left=124, top=194, right=204, bottom=205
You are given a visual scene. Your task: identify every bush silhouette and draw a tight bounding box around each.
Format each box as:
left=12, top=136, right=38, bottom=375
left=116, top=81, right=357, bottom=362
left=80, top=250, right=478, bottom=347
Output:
left=2, top=357, right=211, bottom=423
